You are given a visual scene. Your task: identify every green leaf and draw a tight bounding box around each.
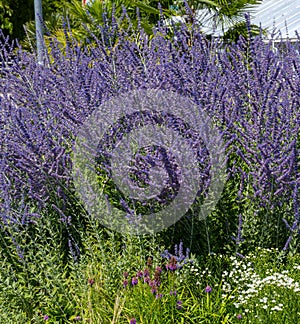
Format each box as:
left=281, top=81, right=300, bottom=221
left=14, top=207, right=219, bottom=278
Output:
left=133, top=1, right=162, bottom=15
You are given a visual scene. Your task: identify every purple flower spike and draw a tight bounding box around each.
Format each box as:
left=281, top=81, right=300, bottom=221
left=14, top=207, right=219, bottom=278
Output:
left=162, top=242, right=192, bottom=270
left=137, top=270, right=143, bottom=278
left=143, top=268, right=150, bottom=277
left=166, top=263, right=177, bottom=271
left=155, top=266, right=162, bottom=274
left=148, top=280, right=156, bottom=287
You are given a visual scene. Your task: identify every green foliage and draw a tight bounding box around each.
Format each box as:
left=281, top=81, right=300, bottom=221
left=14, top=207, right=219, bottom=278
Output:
left=18, top=0, right=265, bottom=50
left=1, top=4, right=299, bottom=321
left=189, top=0, right=263, bottom=42
left=0, top=1, right=13, bottom=35
left=22, top=0, right=176, bottom=50
left=0, top=0, right=34, bottom=41
left=1, top=215, right=299, bottom=323
left=223, top=21, right=263, bottom=42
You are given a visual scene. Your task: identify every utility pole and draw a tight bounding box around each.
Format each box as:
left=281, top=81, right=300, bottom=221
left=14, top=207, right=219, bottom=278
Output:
left=34, top=0, right=44, bottom=65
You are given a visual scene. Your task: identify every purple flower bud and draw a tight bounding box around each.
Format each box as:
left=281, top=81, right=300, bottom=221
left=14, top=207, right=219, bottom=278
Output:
left=149, top=280, right=157, bottom=288
left=131, top=277, right=138, bottom=286
left=155, top=266, right=162, bottom=274
left=143, top=268, right=150, bottom=277
left=137, top=270, right=143, bottom=278
left=166, top=263, right=177, bottom=271
left=205, top=286, right=212, bottom=293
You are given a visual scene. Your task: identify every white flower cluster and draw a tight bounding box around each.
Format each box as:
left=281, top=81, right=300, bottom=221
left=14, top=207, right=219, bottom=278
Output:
left=177, top=258, right=212, bottom=285
left=221, top=254, right=300, bottom=312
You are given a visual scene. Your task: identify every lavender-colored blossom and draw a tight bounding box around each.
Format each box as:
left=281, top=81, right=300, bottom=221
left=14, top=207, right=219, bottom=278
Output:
left=0, top=8, right=299, bottom=259
left=231, top=214, right=244, bottom=246
left=131, top=277, right=138, bottom=286
left=155, top=266, right=162, bottom=274
left=123, top=279, right=128, bottom=288
left=166, top=263, right=177, bottom=271
left=162, top=241, right=192, bottom=269
left=136, top=270, right=143, bottom=278
left=205, top=286, right=212, bottom=293
left=143, top=268, right=150, bottom=277
left=236, top=252, right=245, bottom=259
left=148, top=280, right=156, bottom=288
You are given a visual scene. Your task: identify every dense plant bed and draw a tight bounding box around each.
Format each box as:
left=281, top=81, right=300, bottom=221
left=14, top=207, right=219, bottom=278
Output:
left=0, top=8, right=299, bottom=323
left=0, top=224, right=299, bottom=323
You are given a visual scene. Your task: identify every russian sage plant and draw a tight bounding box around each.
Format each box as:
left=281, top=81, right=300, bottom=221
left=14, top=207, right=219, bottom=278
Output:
left=0, top=11, right=299, bottom=259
